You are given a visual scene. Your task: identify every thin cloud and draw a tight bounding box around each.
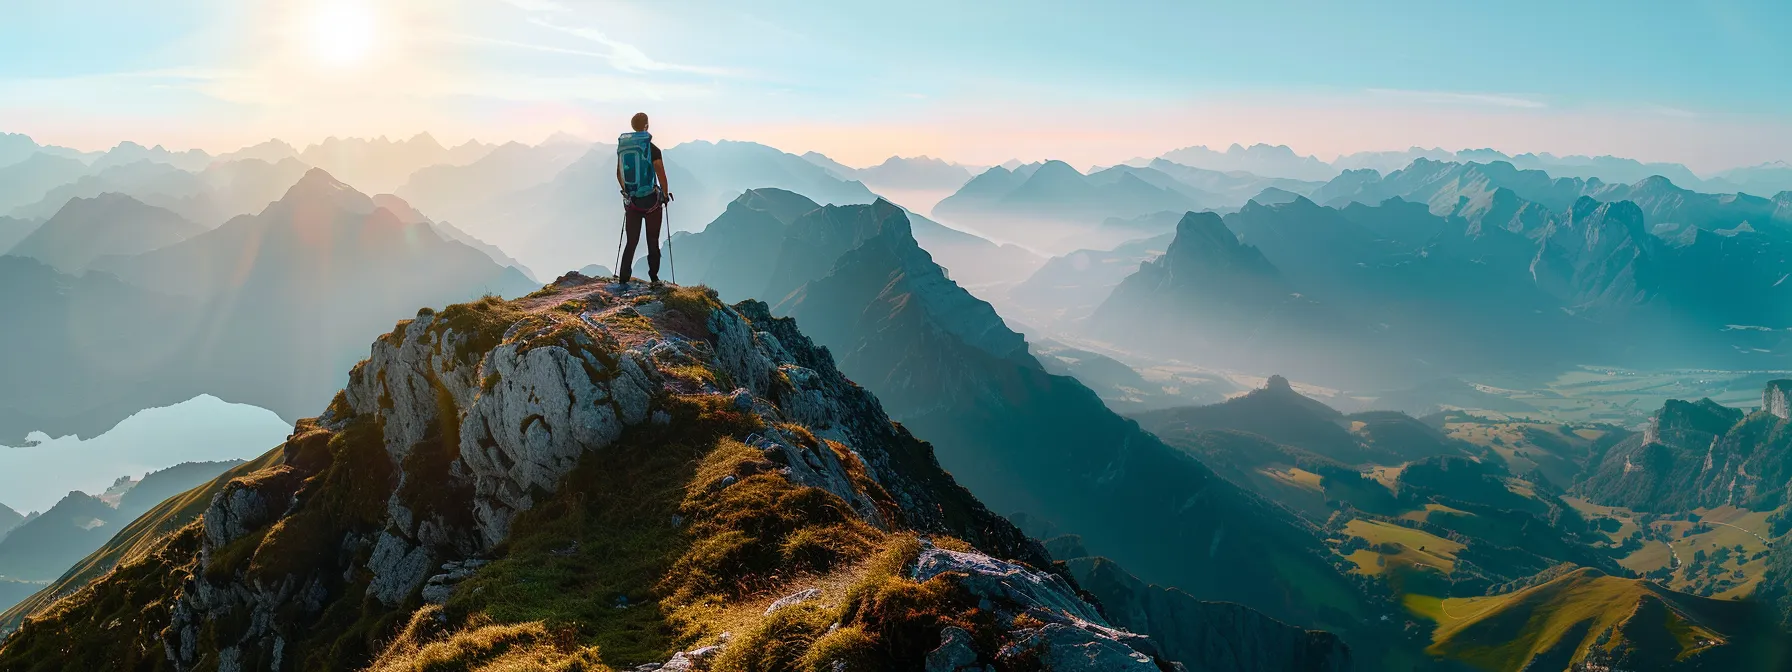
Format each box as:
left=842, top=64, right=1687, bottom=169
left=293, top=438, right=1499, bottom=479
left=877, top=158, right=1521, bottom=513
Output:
left=525, top=17, right=729, bottom=76
left=487, top=0, right=728, bottom=77
left=1366, top=88, right=1547, bottom=109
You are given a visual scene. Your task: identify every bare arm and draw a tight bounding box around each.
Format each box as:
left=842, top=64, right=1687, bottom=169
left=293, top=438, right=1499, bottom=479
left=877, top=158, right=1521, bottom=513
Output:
left=654, top=159, right=670, bottom=198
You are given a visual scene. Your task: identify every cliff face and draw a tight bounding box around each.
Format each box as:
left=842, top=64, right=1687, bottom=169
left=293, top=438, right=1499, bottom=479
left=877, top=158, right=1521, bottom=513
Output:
left=1577, top=387, right=1792, bottom=513
left=0, top=275, right=1176, bottom=672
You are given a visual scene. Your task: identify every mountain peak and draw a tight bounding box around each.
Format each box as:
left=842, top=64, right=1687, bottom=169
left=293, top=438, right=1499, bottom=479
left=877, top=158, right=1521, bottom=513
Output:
left=1170, top=211, right=1237, bottom=245
left=279, top=168, right=376, bottom=214
left=1265, top=374, right=1293, bottom=392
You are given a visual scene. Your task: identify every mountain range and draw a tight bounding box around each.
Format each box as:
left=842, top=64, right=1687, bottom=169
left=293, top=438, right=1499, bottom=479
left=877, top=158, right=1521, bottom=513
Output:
left=1157, top=142, right=1792, bottom=196
left=0, top=169, right=536, bottom=444
left=932, top=160, right=1219, bottom=254
left=802, top=152, right=976, bottom=192
left=1157, top=143, right=1339, bottom=181
left=5, top=194, right=202, bottom=273
left=1078, top=178, right=1792, bottom=386
left=10, top=157, right=314, bottom=226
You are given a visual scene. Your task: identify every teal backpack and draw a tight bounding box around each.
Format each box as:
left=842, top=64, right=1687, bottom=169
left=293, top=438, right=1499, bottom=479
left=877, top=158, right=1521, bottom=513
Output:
left=617, top=131, right=658, bottom=199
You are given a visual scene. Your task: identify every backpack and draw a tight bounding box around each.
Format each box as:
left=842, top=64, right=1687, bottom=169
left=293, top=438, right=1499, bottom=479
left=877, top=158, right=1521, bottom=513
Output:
left=617, top=131, right=658, bottom=199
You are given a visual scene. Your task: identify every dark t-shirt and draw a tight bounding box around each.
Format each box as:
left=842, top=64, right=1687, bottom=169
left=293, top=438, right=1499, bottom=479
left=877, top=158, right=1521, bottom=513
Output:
left=650, top=142, right=662, bottom=163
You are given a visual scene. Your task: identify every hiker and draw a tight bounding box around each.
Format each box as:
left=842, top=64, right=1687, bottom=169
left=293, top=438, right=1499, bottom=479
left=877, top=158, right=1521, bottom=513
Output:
left=615, top=112, right=672, bottom=286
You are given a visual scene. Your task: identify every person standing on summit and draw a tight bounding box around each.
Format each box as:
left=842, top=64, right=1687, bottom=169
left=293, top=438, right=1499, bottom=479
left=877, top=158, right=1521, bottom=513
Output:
left=615, top=112, right=671, bottom=286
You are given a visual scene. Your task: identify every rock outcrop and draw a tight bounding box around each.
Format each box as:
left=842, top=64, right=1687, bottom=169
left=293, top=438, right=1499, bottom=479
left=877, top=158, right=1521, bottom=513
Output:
left=1765, top=379, right=1792, bottom=420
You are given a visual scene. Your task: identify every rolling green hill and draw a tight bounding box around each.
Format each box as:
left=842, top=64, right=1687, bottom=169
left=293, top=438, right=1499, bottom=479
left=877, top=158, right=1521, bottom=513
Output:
left=1420, top=568, right=1787, bottom=670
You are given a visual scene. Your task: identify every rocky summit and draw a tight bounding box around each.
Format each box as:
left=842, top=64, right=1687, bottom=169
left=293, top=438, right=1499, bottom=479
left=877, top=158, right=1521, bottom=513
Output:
left=0, top=273, right=1181, bottom=672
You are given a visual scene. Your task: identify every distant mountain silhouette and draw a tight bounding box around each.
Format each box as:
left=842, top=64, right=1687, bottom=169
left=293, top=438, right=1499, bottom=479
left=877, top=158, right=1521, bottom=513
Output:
left=1008, top=232, right=1172, bottom=319
left=1089, top=212, right=1397, bottom=383
left=0, top=505, right=20, bottom=543
left=6, top=194, right=202, bottom=272
left=88, top=141, right=211, bottom=173
left=0, top=460, right=238, bottom=613
left=797, top=150, right=855, bottom=178
left=860, top=155, right=976, bottom=190
left=1316, top=159, right=1792, bottom=239
left=1716, top=160, right=1792, bottom=196
left=395, top=139, right=593, bottom=227
left=11, top=157, right=312, bottom=227
left=92, top=168, right=535, bottom=415
left=298, top=133, right=456, bottom=195
left=0, top=256, right=203, bottom=443
left=672, top=188, right=1040, bottom=301
left=370, top=194, right=538, bottom=281
left=1092, top=199, right=1597, bottom=385
left=934, top=160, right=1208, bottom=253
left=0, top=491, right=116, bottom=582
left=0, top=154, right=88, bottom=213
left=1141, top=158, right=1323, bottom=206
left=0, top=217, right=39, bottom=255
left=1159, top=143, right=1337, bottom=181
left=213, top=139, right=300, bottom=165
left=0, top=133, right=39, bottom=169
left=801, top=152, right=976, bottom=191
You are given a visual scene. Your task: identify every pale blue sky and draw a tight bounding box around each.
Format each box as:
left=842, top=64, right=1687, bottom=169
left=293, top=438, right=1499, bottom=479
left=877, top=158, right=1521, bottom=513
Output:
left=2, top=0, right=1787, bottom=170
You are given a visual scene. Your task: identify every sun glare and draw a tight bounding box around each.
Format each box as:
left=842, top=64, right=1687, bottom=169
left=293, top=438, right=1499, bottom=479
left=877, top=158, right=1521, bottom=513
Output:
left=309, top=1, right=377, bottom=68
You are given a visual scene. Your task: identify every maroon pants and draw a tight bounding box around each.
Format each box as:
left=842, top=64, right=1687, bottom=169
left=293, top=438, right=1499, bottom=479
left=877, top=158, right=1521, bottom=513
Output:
left=621, top=195, right=662, bottom=282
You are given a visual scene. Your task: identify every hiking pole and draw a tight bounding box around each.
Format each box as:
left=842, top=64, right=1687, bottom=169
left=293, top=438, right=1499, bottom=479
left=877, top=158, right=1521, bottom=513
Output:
left=613, top=191, right=626, bottom=280
left=665, top=196, right=676, bottom=284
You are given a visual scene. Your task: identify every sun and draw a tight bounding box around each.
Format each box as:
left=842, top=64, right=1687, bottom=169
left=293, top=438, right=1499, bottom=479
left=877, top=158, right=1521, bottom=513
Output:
left=308, top=1, right=378, bottom=68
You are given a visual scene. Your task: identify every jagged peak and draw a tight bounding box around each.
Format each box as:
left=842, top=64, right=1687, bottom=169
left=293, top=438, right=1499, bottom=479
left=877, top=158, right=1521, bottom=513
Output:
left=1568, top=197, right=1646, bottom=232
left=1169, top=211, right=1239, bottom=246
left=1265, top=374, right=1293, bottom=392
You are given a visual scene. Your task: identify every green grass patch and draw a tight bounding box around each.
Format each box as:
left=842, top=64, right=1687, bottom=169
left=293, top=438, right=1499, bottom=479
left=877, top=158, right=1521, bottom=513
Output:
left=658, top=285, right=722, bottom=321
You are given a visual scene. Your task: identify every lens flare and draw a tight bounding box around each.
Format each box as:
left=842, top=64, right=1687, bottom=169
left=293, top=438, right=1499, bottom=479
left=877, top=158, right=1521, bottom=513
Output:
left=309, top=1, right=377, bottom=68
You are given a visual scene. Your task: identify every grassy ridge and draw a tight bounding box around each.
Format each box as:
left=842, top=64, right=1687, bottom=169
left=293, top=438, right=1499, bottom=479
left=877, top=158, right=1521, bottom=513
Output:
left=0, top=447, right=285, bottom=633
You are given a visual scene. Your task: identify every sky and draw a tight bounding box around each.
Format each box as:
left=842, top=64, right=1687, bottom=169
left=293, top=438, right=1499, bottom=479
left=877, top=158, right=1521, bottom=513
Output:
left=2, top=0, right=1789, bottom=172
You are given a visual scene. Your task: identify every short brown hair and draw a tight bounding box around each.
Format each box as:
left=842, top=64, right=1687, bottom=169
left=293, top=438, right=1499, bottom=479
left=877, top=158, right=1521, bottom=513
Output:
left=631, top=113, right=649, bottom=132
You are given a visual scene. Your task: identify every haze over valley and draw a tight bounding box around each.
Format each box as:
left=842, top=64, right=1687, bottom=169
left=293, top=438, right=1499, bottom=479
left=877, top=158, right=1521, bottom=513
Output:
left=5, top=2, right=1792, bottom=670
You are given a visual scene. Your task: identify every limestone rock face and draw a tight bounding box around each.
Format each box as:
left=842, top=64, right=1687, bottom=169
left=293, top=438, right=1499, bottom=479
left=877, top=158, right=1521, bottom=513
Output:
left=1576, top=387, right=1792, bottom=513
left=1765, top=379, right=1792, bottom=420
